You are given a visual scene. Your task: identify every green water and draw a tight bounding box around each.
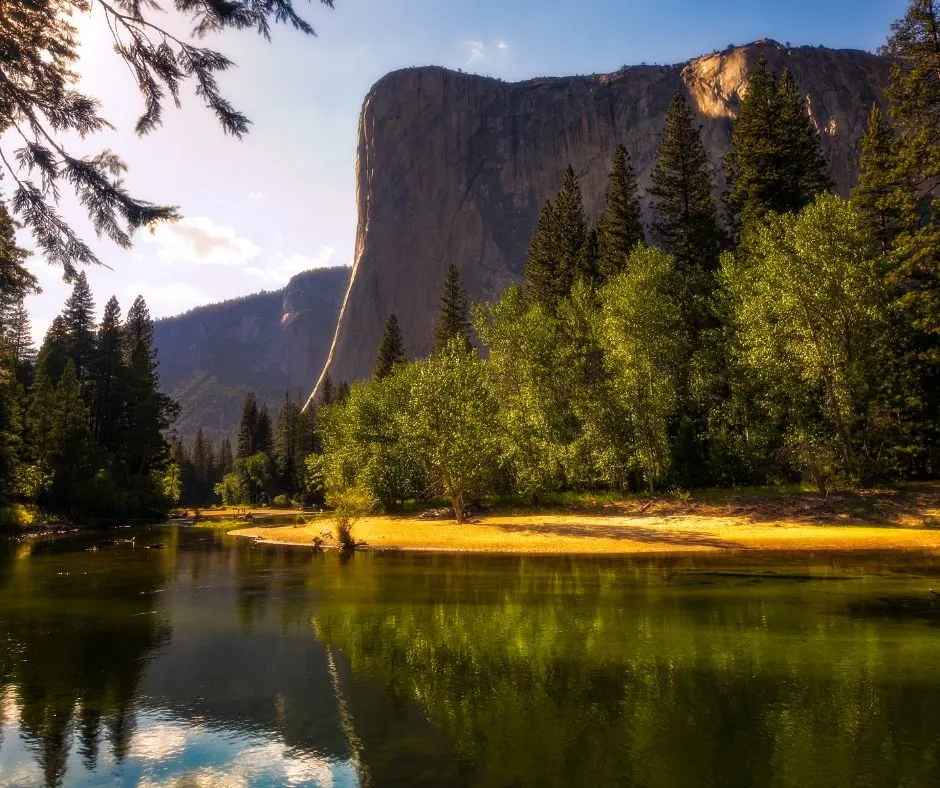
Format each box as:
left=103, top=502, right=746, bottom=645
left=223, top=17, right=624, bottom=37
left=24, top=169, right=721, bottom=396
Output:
left=1, top=528, right=940, bottom=787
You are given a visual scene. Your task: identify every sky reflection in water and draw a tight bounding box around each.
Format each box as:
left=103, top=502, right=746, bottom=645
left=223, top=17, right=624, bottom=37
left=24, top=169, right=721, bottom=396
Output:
left=2, top=528, right=940, bottom=787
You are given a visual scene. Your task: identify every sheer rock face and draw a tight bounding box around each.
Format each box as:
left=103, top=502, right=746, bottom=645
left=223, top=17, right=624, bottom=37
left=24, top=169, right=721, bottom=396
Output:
left=154, top=266, right=349, bottom=442
left=319, top=41, right=888, bottom=388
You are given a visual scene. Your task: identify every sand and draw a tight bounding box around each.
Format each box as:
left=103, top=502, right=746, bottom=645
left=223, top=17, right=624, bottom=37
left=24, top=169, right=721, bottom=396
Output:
left=231, top=507, right=940, bottom=555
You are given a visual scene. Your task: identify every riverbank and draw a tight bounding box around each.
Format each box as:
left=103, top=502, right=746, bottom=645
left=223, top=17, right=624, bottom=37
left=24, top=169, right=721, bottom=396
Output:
left=232, top=484, right=940, bottom=555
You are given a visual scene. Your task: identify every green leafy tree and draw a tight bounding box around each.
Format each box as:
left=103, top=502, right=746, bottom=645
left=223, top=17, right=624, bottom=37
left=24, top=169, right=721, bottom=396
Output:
left=214, top=472, right=243, bottom=507
left=243, top=451, right=274, bottom=504
left=724, top=58, right=831, bottom=231
left=433, top=264, right=472, bottom=353
left=475, top=286, right=569, bottom=499
left=720, top=195, right=892, bottom=490
left=317, top=372, right=425, bottom=512
left=597, top=247, right=684, bottom=491
left=597, top=144, right=645, bottom=279
left=402, top=342, right=501, bottom=522
left=373, top=313, right=407, bottom=380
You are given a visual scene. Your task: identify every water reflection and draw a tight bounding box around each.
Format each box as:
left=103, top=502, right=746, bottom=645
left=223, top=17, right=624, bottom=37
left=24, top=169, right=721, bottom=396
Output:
left=1, top=532, right=940, bottom=786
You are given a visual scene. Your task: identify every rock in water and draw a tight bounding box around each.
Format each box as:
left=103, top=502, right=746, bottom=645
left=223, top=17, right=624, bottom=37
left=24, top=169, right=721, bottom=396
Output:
left=319, top=41, right=888, bottom=388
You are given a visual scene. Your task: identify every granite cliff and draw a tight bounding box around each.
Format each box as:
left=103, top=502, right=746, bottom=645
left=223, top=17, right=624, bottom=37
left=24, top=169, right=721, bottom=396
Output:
left=154, top=266, right=348, bottom=442
left=315, top=40, right=889, bottom=395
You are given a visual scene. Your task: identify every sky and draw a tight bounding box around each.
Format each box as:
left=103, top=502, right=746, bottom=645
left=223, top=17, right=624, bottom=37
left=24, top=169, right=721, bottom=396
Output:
left=15, top=0, right=908, bottom=341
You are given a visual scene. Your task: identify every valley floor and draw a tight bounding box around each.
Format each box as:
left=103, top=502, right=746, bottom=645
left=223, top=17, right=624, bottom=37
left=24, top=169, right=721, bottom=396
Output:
left=232, top=484, right=940, bottom=555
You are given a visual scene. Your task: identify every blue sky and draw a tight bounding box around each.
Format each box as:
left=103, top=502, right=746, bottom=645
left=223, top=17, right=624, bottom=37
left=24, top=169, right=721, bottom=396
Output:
left=19, top=0, right=907, bottom=340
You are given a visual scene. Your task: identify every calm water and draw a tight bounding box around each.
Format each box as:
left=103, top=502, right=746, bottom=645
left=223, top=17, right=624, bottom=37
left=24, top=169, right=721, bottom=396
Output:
left=1, top=528, right=940, bottom=787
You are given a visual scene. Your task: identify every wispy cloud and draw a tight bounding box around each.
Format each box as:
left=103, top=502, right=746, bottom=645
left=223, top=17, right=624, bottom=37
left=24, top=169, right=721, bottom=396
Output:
left=243, top=245, right=336, bottom=285
left=466, top=40, right=486, bottom=63
left=248, top=191, right=263, bottom=201
left=142, top=216, right=263, bottom=268
left=495, top=40, right=509, bottom=51
left=125, top=281, right=212, bottom=313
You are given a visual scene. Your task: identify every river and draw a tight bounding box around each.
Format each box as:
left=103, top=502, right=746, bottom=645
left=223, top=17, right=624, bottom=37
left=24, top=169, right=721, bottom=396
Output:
left=1, top=526, right=939, bottom=787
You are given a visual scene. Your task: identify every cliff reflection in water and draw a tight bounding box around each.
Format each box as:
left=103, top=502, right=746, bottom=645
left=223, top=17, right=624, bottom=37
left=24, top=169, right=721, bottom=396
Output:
left=2, top=532, right=940, bottom=787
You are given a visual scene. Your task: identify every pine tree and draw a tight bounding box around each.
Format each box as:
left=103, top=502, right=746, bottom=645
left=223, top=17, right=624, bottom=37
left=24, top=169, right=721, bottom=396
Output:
left=121, top=296, right=177, bottom=476
left=776, top=69, right=832, bottom=204
left=880, top=0, right=940, bottom=365
left=649, top=92, right=725, bottom=275
left=0, top=199, right=36, bottom=324
left=62, top=272, right=97, bottom=393
left=883, top=0, right=940, bottom=188
left=7, top=302, right=36, bottom=374
left=433, top=264, right=472, bottom=353
left=724, top=58, right=830, bottom=232
left=597, top=144, right=645, bottom=279
left=524, top=166, right=588, bottom=307
left=320, top=373, right=335, bottom=407
left=256, top=405, right=273, bottom=454
left=576, top=225, right=600, bottom=285
left=35, top=317, right=70, bottom=384
left=49, top=360, right=91, bottom=506
left=236, top=392, right=260, bottom=459
left=273, top=393, right=300, bottom=492
left=523, top=200, right=557, bottom=307
left=91, top=297, right=125, bottom=452
left=373, top=313, right=407, bottom=380
left=336, top=381, right=351, bottom=404
left=191, top=429, right=214, bottom=505
left=852, top=104, right=919, bottom=254
left=218, top=438, right=235, bottom=476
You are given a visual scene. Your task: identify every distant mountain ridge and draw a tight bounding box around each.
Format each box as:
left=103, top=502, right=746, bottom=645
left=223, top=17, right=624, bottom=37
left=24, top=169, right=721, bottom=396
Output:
left=154, top=266, right=349, bottom=443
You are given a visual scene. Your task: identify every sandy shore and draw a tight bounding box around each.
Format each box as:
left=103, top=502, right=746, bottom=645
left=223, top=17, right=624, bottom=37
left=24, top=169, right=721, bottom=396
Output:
left=231, top=508, right=940, bottom=555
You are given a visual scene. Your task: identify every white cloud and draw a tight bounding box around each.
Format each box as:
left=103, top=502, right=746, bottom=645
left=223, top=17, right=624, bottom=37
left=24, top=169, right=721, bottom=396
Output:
left=496, top=40, right=509, bottom=51
left=125, top=281, right=212, bottom=313
left=141, top=216, right=263, bottom=268
left=248, top=191, right=263, bottom=201
left=128, top=724, right=187, bottom=761
left=243, top=245, right=336, bottom=285
left=466, top=40, right=485, bottom=63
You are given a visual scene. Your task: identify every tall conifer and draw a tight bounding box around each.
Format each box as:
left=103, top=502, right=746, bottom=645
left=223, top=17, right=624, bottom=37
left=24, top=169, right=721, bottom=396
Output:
left=649, top=92, right=725, bottom=275
left=881, top=0, right=940, bottom=364
left=598, top=144, right=645, bottom=279
left=374, top=313, right=407, bottom=379
left=62, top=272, right=97, bottom=393
left=852, top=104, right=919, bottom=254
left=724, top=58, right=830, bottom=232
left=91, top=297, right=125, bottom=451
left=236, top=392, right=259, bottom=459
left=524, top=166, right=587, bottom=307
left=433, top=264, right=472, bottom=353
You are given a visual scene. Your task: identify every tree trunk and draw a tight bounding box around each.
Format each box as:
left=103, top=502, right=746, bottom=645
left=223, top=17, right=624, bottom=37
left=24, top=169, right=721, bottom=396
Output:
left=452, top=493, right=464, bottom=524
